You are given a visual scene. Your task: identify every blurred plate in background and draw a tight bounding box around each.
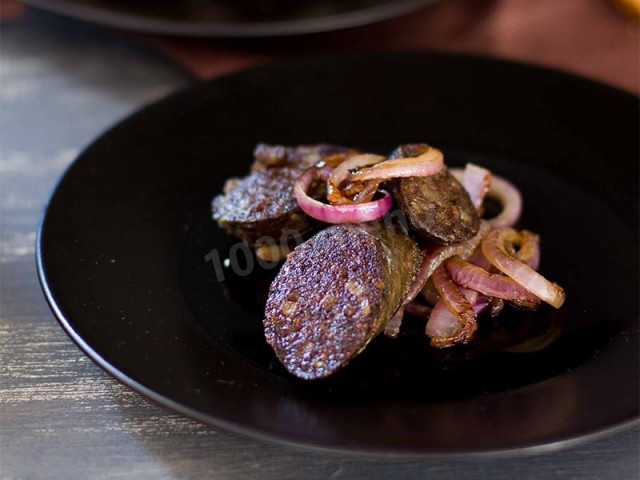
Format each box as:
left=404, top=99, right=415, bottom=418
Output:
left=22, top=0, right=439, bottom=37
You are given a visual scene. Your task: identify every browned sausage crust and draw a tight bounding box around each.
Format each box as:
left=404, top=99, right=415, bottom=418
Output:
left=389, top=144, right=480, bottom=244
left=213, top=144, right=355, bottom=245
left=264, top=223, right=422, bottom=379
left=251, top=143, right=355, bottom=172
left=212, top=167, right=315, bottom=245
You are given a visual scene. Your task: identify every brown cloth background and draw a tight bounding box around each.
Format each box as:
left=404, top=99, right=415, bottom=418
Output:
left=147, top=0, right=639, bottom=93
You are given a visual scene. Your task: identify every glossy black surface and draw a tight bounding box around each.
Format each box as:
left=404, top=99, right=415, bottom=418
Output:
left=23, top=0, right=437, bottom=37
left=37, top=52, right=639, bottom=455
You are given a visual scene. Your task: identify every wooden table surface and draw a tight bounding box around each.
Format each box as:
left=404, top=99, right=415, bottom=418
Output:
left=1, top=10, right=638, bottom=480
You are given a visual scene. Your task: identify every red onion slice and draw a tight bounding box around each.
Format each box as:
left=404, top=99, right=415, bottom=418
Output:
left=452, top=167, right=522, bottom=228
left=516, top=230, right=541, bottom=270
left=327, top=154, right=385, bottom=205
left=404, top=301, right=432, bottom=319
left=425, top=299, right=461, bottom=339
left=406, top=221, right=491, bottom=307
left=348, top=146, right=444, bottom=183
left=384, top=307, right=405, bottom=338
left=426, top=265, right=478, bottom=347
left=338, top=180, right=380, bottom=205
left=294, top=167, right=393, bottom=224
left=482, top=228, right=565, bottom=308
left=446, top=256, right=540, bottom=308
left=425, top=287, right=490, bottom=337
left=467, top=248, right=493, bottom=271
left=425, top=285, right=490, bottom=344
left=421, top=278, right=440, bottom=305
left=328, top=153, right=385, bottom=191
left=382, top=209, right=489, bottom=338
left=487, top=175, right=523, bottom=228
left=461, top=163, right=492, bottom=210
left=472, top=293, right=491, bottom=315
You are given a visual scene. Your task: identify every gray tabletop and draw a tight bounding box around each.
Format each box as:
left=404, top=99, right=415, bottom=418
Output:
left=1, top=11, right=638, bottom=480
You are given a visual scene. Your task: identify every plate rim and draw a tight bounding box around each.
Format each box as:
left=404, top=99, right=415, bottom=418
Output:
left=23, top=0, right=440, bottom=38
left=35, top=51, right=640, bottom=458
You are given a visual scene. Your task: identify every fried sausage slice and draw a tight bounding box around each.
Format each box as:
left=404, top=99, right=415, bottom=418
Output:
left=213, top=144, right=356, bottom=245
left=251, top=143, right=355, bottom=172
left=389, top=144, right=480, bottom=244
left=264, top=223, right=422, bottom=380
left=212, top=167, right=315, bottom=245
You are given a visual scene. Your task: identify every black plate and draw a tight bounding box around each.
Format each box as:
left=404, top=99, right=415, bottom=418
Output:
left=37, top=52, right=639, bottom=456
left=23, top=0, right=437, bottom=37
